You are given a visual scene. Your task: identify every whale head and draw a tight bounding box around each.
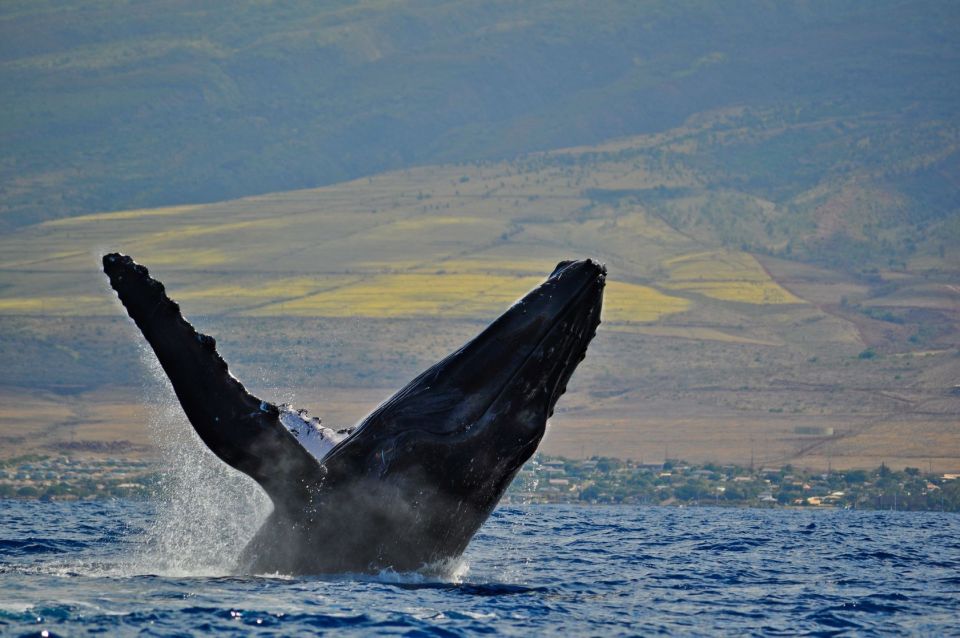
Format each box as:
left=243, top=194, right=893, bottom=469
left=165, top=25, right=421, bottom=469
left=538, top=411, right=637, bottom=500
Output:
left=309, top=259, right=605, bottom=569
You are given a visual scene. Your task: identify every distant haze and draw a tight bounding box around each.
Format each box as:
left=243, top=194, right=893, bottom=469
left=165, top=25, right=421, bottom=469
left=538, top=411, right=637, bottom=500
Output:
left=2, top=1, right=958, bottom=239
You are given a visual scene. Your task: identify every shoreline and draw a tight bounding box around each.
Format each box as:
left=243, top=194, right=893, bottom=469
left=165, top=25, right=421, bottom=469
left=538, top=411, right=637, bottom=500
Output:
left=2, top=453, right=957, bottom=512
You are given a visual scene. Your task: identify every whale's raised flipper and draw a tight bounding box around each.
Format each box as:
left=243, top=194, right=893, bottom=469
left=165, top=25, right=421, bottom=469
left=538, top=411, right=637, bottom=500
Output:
left=102, top=253, right=322, bottom=508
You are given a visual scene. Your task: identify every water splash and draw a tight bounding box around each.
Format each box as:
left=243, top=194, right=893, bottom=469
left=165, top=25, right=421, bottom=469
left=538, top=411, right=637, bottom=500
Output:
left=129, top=347, right=271, bottom=576
left=426, top=556, right=471, bottom=584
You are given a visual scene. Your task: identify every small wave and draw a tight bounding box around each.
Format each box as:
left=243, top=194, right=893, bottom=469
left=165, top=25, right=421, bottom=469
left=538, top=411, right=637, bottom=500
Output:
left=0, top=539, right=89, bottom=556
left=835, top=549, right=909, bottom=565
left=694, top=538, right=768, bottom=552
left=190, top=607, right=373, bottom=629
left=353, top=575, right=543, bottom=597
left=0, top=602, right=75, bottom=623
left=806, top=607, right=867, bottom=630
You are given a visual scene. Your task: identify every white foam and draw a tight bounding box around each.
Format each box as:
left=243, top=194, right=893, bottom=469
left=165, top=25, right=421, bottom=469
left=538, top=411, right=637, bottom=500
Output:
left=279, top=408, right=350, bottom=463
left=127, top=346, right=271, bottom=577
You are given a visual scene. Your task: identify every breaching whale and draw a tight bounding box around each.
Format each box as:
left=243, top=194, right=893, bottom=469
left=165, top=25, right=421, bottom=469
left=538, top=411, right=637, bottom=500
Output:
left=103, top=253, right=604, bottom=574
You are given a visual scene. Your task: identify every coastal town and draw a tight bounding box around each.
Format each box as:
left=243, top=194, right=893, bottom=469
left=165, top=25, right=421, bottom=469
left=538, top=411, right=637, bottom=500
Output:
left=0, top=455, right=155, bottom=500
left=2, top=454, right=957, bottom=512
left=506, top=456, right=960, bottom=511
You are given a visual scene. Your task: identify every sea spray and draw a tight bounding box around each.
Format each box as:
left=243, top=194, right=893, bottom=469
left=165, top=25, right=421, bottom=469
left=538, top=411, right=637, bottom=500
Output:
left=131, top=347, right=270, bottom=576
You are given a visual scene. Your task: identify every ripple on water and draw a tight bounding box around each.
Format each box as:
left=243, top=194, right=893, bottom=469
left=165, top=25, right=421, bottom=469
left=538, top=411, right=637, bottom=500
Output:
left=0, top=502, right=959, bottom=636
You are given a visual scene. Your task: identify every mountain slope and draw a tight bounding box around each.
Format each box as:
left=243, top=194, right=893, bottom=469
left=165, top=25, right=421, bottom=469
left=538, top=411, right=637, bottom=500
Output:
left=1, top=119, right=956, bottom=470
left=3, top=0, right=958, bottom=239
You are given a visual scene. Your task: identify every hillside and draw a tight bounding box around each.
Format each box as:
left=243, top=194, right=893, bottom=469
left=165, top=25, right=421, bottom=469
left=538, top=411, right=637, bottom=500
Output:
left=2, top=0, right=958, bottom=268
left=1, top=113, right=957, bottom=471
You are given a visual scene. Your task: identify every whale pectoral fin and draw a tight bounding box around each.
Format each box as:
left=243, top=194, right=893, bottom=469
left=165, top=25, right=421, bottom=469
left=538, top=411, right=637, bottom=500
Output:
left=102, top=253, right=322, bottom=504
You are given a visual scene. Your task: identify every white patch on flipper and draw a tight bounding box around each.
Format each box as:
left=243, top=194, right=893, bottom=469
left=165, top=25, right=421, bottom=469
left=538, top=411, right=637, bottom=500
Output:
left=279, top=407, right=349, bottom=463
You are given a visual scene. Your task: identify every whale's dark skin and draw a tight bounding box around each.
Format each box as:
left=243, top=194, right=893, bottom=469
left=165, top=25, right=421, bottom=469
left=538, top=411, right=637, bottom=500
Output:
left=103, top=253, right=604, bottom=574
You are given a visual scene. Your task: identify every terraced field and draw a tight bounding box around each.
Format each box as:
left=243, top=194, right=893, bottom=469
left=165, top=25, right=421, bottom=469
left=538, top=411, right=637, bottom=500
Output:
left=661, top=251, right=802, bottom=305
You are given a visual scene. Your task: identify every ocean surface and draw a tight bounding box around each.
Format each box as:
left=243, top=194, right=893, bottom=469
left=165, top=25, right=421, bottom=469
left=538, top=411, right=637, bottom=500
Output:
left=0, top=501, right=958, bottom=637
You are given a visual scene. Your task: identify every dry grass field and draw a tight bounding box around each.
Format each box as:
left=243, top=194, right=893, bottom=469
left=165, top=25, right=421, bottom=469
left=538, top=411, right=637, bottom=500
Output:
left=1, top=119, right=957, bottom=471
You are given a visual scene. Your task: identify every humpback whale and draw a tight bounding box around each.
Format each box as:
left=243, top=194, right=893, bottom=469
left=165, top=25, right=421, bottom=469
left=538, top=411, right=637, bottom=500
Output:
left=103, top=253, right=604, bottom=574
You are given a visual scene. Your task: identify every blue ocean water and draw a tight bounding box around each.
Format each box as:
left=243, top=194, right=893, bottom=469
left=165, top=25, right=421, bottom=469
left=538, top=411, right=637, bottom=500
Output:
left=0, top=500, right=957, bottom=636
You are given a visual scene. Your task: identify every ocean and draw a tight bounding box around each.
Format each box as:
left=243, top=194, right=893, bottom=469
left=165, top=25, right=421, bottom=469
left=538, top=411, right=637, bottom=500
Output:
left=0, top=500, right=957, bottom=636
